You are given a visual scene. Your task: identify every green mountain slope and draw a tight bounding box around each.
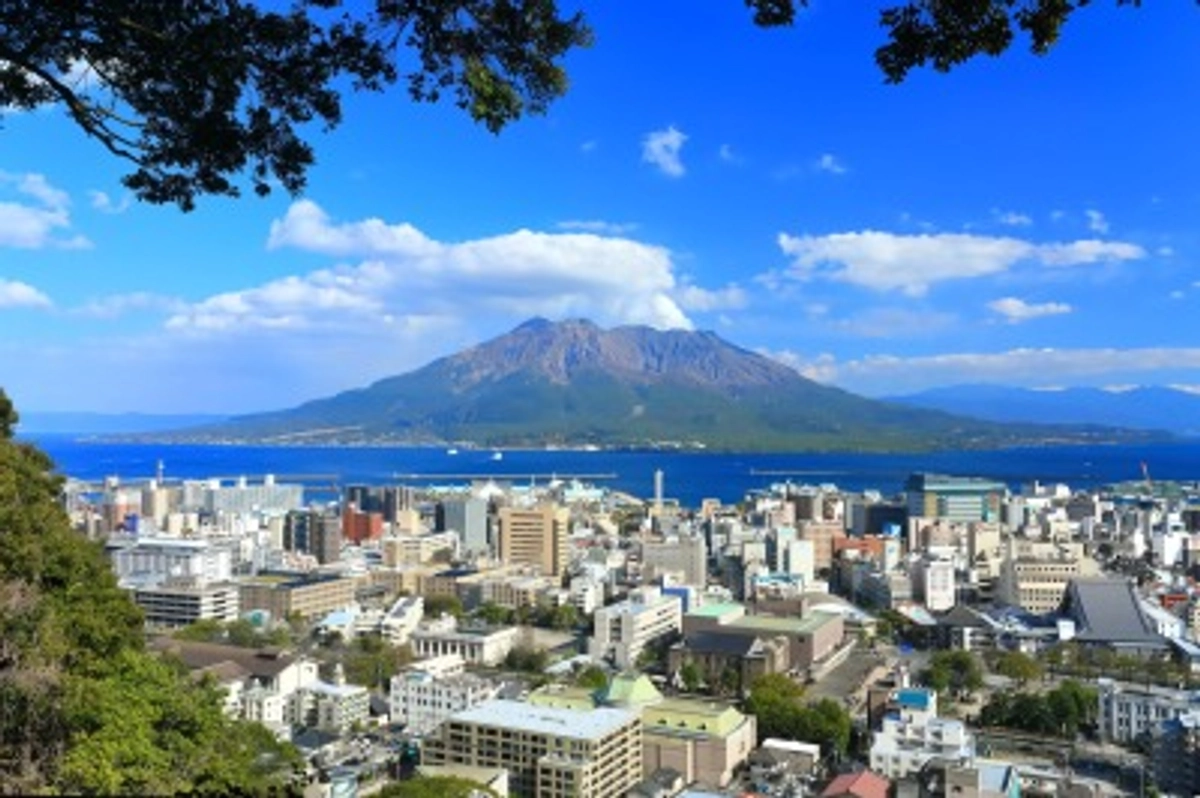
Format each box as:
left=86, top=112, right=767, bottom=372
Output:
left=176, top=319, right=1164, bottom=451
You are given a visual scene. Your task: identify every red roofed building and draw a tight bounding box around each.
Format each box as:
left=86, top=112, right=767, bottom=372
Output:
left=820, top=769, right=891, bottom=798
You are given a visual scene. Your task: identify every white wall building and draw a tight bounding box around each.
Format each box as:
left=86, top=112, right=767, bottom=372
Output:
left=389, top=669, right=501, bottom=736
left=588, top=585, right=683, bottom=669
left=411, top=619, right=520, bottom=666
left=1097, top=679, right=1200, bottom=743
left=869, top=688, right=976, bottom=779
left=109, top=537, right=233, bottom=586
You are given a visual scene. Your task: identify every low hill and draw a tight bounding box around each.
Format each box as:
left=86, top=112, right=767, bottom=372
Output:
left=165, top=319, right=1164, bottom=451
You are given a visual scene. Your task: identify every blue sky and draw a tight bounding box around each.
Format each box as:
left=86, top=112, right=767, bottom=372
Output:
left=3, top=2, right=1200, bottom=413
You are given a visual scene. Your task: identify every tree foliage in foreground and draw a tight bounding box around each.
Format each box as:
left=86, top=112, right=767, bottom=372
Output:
left=979, top=679, right=1098, bottom=739
left=0, top=389, right=300, bottom=794
left=378, top=775, right=498, bottom=798
left=1, top=1, right=1150, bottom=211
left=744, top=674, right=851, bottom=756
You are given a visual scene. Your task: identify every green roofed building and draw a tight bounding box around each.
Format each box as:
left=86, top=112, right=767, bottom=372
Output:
left=530, top=672, right=756, bottom=788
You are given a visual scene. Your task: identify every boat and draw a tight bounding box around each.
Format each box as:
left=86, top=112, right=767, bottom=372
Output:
left=446, top=448, right=459, bottom=456
left=491, top=451, right=503, bottom=461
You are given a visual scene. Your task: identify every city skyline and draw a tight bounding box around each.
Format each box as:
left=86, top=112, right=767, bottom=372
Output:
left=2, top=3, right=1199, bottom=413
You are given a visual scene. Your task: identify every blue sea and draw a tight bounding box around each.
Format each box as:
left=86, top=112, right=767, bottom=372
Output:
left=24, top=437, right=1200, bottom=507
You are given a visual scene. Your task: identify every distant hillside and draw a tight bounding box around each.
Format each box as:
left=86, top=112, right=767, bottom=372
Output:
left=889, top=384, right=1197, bottom=436
left=19, top=411, right=229, bottom=436
left=157, top=319, right=1165, bottom=452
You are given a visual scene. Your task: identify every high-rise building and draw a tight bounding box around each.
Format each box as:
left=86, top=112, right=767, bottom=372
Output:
left=283, top=509, right=342, bottom=564
left=905, top=473, right=1006, bottom=523
left=438, top=496, right=490, bottom=555
left=497, top=505, right=570, bottom=577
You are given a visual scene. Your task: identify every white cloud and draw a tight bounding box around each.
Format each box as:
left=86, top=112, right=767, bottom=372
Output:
left=829, top=307, right=956, bottom=338
left=0, top=171, right=90, bottom=249
left=987, top=296, right=1072, bottom=323
left=580, top=140, right=598, bottom=154
left=992, top=209, right=1032, bottom=227
left=74, top=291, right=184, bottom=319
left=556, top=220, right=638, bottom=235
left=1157, top=246, right=1175, bottom=257
left=775, top=347, right=1200, bottom=395
left=674, top=282, right=747, bottom=312
left=88, top=190, right=131, bottom=214
left=759, top=349, right=838, bottom=383
left=774, top=230, right=1146, bottom=296
left=180, top=199, right=703, bottom=334
left=1085, top=209, right=1109, bottom=234
left=718, top=144, right=743, bottom=164
left=0, top=278, right=52, bottom=309
left=641, top=126, right=687, bottom=178
left=1170, top=290, right=1186, bottom=300
left=815, top=153, right=846, bottom=175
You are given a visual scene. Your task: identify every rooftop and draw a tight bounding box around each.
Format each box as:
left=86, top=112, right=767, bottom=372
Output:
left=687, top=601, right=745, bottom=619
left=449, top=699, right=637, bottom=742
left=1061, top=577, right=1163, bottom=645
left=726, top=610, right=839, bottom=635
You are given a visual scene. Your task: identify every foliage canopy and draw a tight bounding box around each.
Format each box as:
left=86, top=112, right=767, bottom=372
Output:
left=0, top=389, right=300, bottom=793
left=0, top=1, right=1136, bottom=211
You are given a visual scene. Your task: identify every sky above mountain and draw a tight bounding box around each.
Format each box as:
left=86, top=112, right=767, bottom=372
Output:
left=3, top=2, right=1200, bottom=413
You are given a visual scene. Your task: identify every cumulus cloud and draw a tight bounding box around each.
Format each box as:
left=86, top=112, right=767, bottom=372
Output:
left=1085, top=209, right=1109, bottom=234
left=773, top=230, right=1145, bottom=296
left=0, top=278, right=52, bottom=309
left=556, top=219, right=638, bottom=235
left=987, top=297, right=1072, bottom=323
left=641, top=126, right=687, bottom=178
left=0, top=171, right=90, bottom=249
left=815, top=153, right=847, bottom=175
left=177, top=199, right=703, bottom=334
left=773, top=347, right=1200, bottom=395
left=718, top=144, right=742, bottom=164
left=674, top=282, right=747, bottom=312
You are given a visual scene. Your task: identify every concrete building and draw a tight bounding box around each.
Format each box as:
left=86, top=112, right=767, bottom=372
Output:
left=133, top=580, right=240, bottom=628
left=869, top=688, right=976, bottom=779
left=283, top=509, right=342, bottom=565
left=682, top=603, right=845, bottom=675
left=1096, top=678, right=1200, bottom=743
left=237, top=572, right=357, bottom=621
left=108, top=536, right=233, bottom=586
left=589, top=586, right=683, bottom=669
left=389, top=668, right=501, bottom=736
left=498, top=505, right=571, bottom=578
left=642, top=536, right=707, bottom=587
left=197, top=475, right=304, bottom=515
left=997, top=539, right=1098, bottom=615
left=1150, top=709, right=1200, bottom=797
left=914, top=558, right=956, bottom=612
left=905, top=473, right=1006, bottom=523
left=438, top=496, right=491, bottom=556
left=298, top=673, right=371, bottom=734
left=422, top=699, right=643, bottom=798
left=411, top=618, right=520, bottom=666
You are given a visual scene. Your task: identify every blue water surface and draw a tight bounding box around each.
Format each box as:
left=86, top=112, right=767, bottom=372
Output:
left=25, top=437, right=1200, bottom=507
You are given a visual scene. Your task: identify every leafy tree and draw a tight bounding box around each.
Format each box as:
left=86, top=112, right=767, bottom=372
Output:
left=992, top=650, right=1043, bottom=686
left=574, top=664, right=609, bottom=691
left=979, top=679, right=1097, bottom=739
left=3, top=1, right=1128, bottom=213
left=340, top=636, right=414, bottom=688
left=474, top=602, right=513, bottom=626
left=423, top=594, right=464, bottom=619
left=925, top=650, right=983, bottom=697
left=378, top=775, right=498, bottom=798
left=503, top=645, right=549, bottom=673
left=0, top=389, right=298, bottom=793
left=679, top=662, right=702, bottom=693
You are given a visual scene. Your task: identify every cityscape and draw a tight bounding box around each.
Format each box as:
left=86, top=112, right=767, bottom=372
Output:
left=61, top=464, right=1200, bottom=797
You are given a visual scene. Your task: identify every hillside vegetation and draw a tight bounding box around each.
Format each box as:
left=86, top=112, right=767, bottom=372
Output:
left=0, top=390, right=299, bottom=794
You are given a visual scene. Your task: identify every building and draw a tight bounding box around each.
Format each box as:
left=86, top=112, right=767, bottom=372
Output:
left=589, top=586, right=683, bottom=669
left=821, top=770, right=892, bottom=798
left=197, top=475, right=304, bottom=515
left=1096, top=678, right=1200, bottom=743
left=237, top=571, right=357, bottom=620
left=342, top=503, right=384, bottom=544
left=497, top=505, right=571, bottom=577
left=410, top=618, right=520, bottom=666
left=642, top=536, right=707, bottom=586
left=669, top=631, right=790, bottom=690
left=422, top=699, right=643, bottom=798
left=1058, top=577, right=1167, bottom=656
left=682, top=603, right=845, bottom=675
left=390, top=668, right=501, bottom=736
left=869, top=688, right=976, bottom=779
left=1150, top=709, right=1200, bottom=797
left=295, top=666, right=371, bottom=734
left=108, top=536, right=233, bottom=586
left=997, top=540, right=1098, bottom=615
left=905, top=473, right=1006, bottom=524
left=133, top=580, right=240, bottom=628
left=914, top=558, right=956, bottom=613
left=283, top=509, right=342, bottom=565
left=438, top=496, right=491, bottom=555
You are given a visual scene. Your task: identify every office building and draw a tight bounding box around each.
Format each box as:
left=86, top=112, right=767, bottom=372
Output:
left=133, top=580, right=240, bottom=628
left=588, top=586, right=683, bottom=669
left=238, top=571, right=356, bottom=620
left=389, top=668, right=501, bottom=736
left=422, top=699, right=642, bottom=798
left=498, top=505, right=571, bottom=578
left=438, top=496, right=491, bottom=555
left=906, top=473, right=1005, bottom=524
left=283, top=509, right=342, bottom=565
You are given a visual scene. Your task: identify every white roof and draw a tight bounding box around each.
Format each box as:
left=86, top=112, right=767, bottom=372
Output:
left=449, top=699, right=636, bottom=741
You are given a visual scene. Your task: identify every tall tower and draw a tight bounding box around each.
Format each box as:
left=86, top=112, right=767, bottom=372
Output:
left=654, top=469, right=664, bottom=517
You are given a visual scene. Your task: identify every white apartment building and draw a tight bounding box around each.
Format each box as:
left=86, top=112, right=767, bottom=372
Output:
left=389, top=669, right=500, bottom=735
left=109, top=537, right=233, bottom=586
left=1097, top=678, right=1200, bottom=743
left=133, top=580, right=240, bottom=628
left=914, top=557, right=957, bottom=612
left=588, top=586, right=683, bottom=669
left=869, top=688, right=976, bottom=779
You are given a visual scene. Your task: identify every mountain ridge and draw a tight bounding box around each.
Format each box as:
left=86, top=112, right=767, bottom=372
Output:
left=149, top=320, right=1167, bottom=452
